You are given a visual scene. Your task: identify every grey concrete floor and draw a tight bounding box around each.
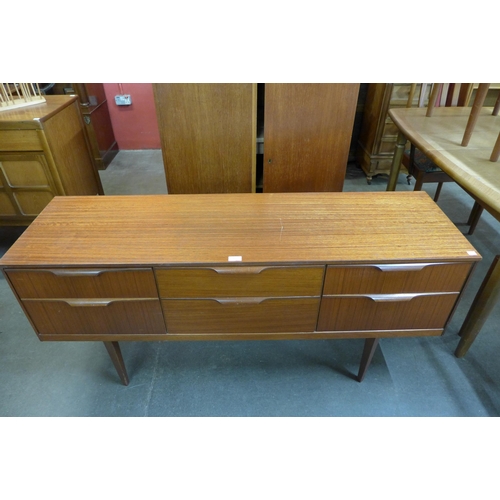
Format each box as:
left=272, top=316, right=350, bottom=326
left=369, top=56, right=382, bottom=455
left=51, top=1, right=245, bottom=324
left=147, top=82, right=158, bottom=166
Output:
left=1, top=151, right=500, bottom=416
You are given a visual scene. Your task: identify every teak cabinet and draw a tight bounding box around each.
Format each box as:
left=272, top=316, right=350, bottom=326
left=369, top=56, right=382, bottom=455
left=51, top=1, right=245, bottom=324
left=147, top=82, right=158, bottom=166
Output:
left=356, top=84, right=431, bottom=183
left=0, top=95, right=103, bottom=225
left=0, top=192, right=480, bottom=385
left=153, top=84, right=359, bottom=194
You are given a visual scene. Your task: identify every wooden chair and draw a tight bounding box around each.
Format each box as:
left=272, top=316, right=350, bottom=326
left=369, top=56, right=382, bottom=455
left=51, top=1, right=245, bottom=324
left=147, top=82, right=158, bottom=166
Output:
left=404, top=83, right=484, bottom=234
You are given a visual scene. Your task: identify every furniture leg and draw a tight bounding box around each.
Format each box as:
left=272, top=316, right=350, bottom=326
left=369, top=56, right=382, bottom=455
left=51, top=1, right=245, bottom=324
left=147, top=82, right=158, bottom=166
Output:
left=357, top=338, right=379, bottom=382
left=455, top=255, right=500, bottom=357
left=461, top=83, right=490, bottom=147
left=386, top=132, right=407, bottom=191
left=104, top=341, right=129, bottom=386
left=434, top=182, right=443, bottom=202
left=413, top=172, right=425, bottom=192
left=467, top=201, right=484, bottom=235
left=493, top=94, right=500, bottom=116
left=490, top=131, right=500, bottom=162
left=426, top=83, right=443, bottom=117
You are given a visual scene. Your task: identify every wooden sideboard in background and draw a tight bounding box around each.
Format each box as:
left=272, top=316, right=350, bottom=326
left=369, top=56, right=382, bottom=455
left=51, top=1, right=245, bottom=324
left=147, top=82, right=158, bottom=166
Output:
left=0, top=95, right=103, bottom=226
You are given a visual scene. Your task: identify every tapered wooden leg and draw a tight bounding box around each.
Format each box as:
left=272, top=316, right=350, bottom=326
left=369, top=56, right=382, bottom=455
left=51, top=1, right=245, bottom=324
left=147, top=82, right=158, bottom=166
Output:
left=104, top=341, right=129, bottom=386
left=490, top=131, right=500, bottom=162
left=357, top=338, right=379, bottom=382
left=426, top=83, right=443, bottom=117
left=493, top=94, right=500, bottom=116
left=387, top=132, right=407, bottom=191
left=433, top=182, right=443, bottom=202
left=455, top=256, right=500, bottom=358
left=461, top=83, right=490, bottom=147
left=467, top=201, right=484, bottom=235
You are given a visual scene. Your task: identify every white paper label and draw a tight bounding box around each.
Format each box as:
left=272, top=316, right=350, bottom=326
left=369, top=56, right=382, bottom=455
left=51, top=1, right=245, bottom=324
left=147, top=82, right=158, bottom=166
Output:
left=228, top=256, right=242, bottom=262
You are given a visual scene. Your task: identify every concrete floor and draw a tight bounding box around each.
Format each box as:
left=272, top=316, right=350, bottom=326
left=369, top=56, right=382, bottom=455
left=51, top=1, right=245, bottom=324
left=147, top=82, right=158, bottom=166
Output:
left=1, top=150, right=500, bottom=416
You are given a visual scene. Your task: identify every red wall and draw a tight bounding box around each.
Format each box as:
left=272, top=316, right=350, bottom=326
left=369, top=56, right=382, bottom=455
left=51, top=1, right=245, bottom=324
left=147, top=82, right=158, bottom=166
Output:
left=103, top=83, right=161, bottom=150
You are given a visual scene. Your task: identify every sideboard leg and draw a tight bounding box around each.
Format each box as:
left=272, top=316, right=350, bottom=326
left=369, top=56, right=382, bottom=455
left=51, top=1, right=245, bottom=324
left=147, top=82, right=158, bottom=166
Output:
left=357, top=338, right=379, bottom=382
left=455, top=255, right=500, bottom=358
left=104, top=341, right=129, bottom=386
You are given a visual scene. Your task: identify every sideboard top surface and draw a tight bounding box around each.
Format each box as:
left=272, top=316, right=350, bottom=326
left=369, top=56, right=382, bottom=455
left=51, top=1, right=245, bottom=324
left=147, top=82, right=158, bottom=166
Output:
left=0, top=192, right=480, bottom=267
left=0, top=95, right=78, bottom=128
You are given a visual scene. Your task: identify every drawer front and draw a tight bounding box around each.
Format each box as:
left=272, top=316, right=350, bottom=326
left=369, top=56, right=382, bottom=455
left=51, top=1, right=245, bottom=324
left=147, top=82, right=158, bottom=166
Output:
left=323, top=263, right=471, bottom=295
left=382, top=120, right=399, bottom=139
left=6, top=268, right=159, bottom=299
left=162, top=297, right=320, bottom=333
left=22, top=299, right=166, bottom=336
left=0, top=130, right=43, bottom=152
left=0, top=155, right=57, bottom=217
left=317, top=293, right=459, bottom=331
left=156, top=266, right=324, bottom=298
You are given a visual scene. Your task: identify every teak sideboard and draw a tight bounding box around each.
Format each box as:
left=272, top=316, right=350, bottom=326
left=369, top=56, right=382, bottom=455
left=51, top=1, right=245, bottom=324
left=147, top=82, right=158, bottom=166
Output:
left=0, top=192, right=480, bottom=385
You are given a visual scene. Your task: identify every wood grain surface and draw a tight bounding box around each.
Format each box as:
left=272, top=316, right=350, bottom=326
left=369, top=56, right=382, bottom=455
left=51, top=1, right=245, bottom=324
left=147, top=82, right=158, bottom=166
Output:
left=153, top=84, right=256, bottom=194
left=263, top=84, right=359, bottom=192
left=0, top=95, right=78, bottom=127
left=156, top=266, right=324, bottom=298
left=0, top=192, right=480, bottom=267
left=388, top=106, right=500, bottom=220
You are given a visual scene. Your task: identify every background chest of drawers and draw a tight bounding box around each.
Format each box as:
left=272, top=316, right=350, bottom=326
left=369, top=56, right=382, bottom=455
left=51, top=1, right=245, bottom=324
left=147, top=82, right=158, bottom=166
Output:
left=0, top=95, right=103, bottom=225
left=0, top=192, right=480, bottom=385
left=356, top=84, right=430, bottom=183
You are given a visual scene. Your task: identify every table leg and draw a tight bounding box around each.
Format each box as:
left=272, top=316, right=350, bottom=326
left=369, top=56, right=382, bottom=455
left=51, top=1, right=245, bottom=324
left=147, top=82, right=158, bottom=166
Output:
left=386, top=131, right=407, bottom=191
left=104, top=341, right=130, bottom=386
left=357, top=338, right=379, bottom=382
left=455, top=255, right=500, bottom=358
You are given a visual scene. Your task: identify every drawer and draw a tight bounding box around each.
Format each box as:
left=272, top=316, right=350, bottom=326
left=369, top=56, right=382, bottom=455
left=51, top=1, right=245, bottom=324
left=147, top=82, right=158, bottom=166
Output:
left=162, top=297, right=320, bottom=334
left=382, top=120, right=399, bottom=138
left=379, top=137, right=399, bottom=154
left=0, top=130, right=43, bottom=152
left=22, top=299, right=166, bottom=336
left=155, top=266, right=324, bottom=298
left=322, top=263, right=472, bottom=295
left=6, top=268, right=159, bottom=299
left=317, top=293, right=459, bottom=332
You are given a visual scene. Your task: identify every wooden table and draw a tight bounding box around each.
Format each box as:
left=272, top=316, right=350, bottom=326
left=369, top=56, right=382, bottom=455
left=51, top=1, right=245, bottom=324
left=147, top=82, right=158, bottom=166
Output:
left=0, top=192, right=479, bottom=384
left=386, top=106, right=500, bottom=357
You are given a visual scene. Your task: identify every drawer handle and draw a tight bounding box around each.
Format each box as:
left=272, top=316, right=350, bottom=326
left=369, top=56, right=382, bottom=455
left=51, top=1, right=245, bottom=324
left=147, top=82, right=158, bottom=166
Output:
left=210, top=267, right=268, bottom=275
left=366, top=293, right=420, bottom=302
left=365, top=292, right=457, bottom=302
left=213, top=297, right=267, bottom=305
left=48, top=270, right=105, bottom=277
left=375, top=264, right=435, bottom=272
left=63, top=299, right=113, bottom=307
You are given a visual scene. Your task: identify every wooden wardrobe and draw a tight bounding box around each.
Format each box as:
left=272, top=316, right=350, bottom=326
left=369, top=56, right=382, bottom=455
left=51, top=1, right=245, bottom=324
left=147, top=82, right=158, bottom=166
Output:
left=153, top=83, right=359, bottom=194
